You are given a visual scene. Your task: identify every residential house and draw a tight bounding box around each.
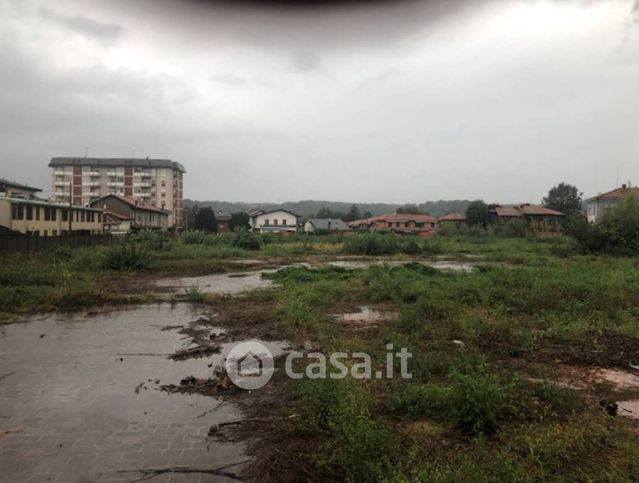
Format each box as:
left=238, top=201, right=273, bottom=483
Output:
left=103, top=211, right=133, bottom=235
left=249, top=209, right=300, bottom=234
left=48, top=157, right=185, bottom=230
left=303, top=218, right=349, bottom=233
left=0, top=197, right=104, bottom=236
left=216, top=212, right=232, bottom=233
left=0, top=178, right=42, bottom=199
left=585, top=184, right=639, bottom=223
left=350, top=213, right=438, bottom=237
left=90, top=194, right=170, bottom=231
left=438, top=212, right=466, bottom=224
left=490, top=204, right=564, bottom=233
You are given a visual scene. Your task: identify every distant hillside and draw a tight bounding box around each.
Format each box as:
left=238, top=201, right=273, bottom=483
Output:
left=184, top=199, right=471, bottom=218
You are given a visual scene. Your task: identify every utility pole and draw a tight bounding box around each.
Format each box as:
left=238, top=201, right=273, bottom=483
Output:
left=68, top=181, right=72, bottom=234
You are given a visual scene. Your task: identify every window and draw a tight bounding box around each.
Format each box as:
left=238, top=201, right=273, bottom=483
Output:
left=35, top=207, right=40, bottom=221
left=282, top=219, right=286, bottom=226
left=52, top=230, right=57, bottom=236
left=62, top=210, right=68, bottom=222
left=26, top=205, right=33, bottom=220
left=265, top=219, right=270, bottom=225
left=51, top=208, right=57, bottom=221
left=43, top=230, right=48, bottom=237
left=44, top=207, right=51, bottom=221
left=12, top=204, right=24, bottom=220
left=274, top=219, right=278, bottom=225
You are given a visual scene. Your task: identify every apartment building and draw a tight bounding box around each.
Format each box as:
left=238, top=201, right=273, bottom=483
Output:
left=0, top=197, right=103, bottom=236
left=48, top=157, right=185, bottom=230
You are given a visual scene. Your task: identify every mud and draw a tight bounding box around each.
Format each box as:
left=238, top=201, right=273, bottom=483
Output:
left=326, top=259, right=475, bottom=272
left=618, top=400, right=639, bottom=420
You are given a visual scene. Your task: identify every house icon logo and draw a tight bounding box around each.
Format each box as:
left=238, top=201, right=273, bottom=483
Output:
left=225, top=341, right=274, bottom=390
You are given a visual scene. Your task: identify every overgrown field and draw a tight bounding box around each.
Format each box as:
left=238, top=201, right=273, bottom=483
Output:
left=0, top=231, right=572, bottom=319
left=2, top=231, right=639, bottom=480
left=258, top=250, right=639, bottom=481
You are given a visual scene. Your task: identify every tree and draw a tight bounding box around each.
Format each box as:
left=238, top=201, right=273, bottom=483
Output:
left=396, top=204, right=421, bottom=214
left=543, top=182, right=583, bottom=216
left=345, top=204, right=361, bottom=222
left=185, top=205, right=199, bottom=230
left=193, top=207, right=217, bottom=233
left=362, top=210, right=373, bottom=219
left=229, top=212, right=250, bottom=231
left=465, top=200, right=489, bottom=227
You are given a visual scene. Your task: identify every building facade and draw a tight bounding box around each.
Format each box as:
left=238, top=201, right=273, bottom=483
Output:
left=350, top=213, right=438, bottom=237
left=90, top=194, right=170, bottom=231
left=585, top=185, right=639, bottom=223
left=303, top=218, right=349, bottom=233
left=0, top=197, right=103, bottom=236
left=48, top=157, right=185, bottom=230
left=0, top=178, right=42, bottom=199
left=489, top=204, right=564, bottom=233
left=249, top=209, right=300, bottom=233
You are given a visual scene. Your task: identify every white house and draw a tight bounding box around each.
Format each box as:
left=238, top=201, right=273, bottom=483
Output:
left=585, top=184, right=639, bottom=223
left=249, top=209, right=300, bottom=233
left=303, top=218, right=349, bottom=233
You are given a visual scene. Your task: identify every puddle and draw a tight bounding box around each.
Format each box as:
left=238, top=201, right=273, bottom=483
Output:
left=331, top=306, right=398, bottom=327
left=155, top=270, right=276, bottom=295
left=594, top=368, right=639, bottom=390
left=0, top=304, right=250, bottom=482
left=618, top=400, right=639, bottom=420
left=326, top=260, right=474, bottom=272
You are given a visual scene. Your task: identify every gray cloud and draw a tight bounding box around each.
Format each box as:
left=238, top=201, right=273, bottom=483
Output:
left=1, top=0, right=638, bottom=204
left=38, top=6, right=122, bottom=42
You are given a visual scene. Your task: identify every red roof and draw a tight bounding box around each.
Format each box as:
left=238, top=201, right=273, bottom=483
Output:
left=517, top=204, right=563, bottom=216
left=493, top=206, right=523, bottom=217
left=438, top=212, right=466, bottom=222
left=586, top=186, right=639, bottom=202
left=104, top=211, right=132, bottom=223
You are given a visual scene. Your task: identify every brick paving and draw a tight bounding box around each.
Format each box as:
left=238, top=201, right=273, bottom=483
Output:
left=0, top=305, right=247, bottom=483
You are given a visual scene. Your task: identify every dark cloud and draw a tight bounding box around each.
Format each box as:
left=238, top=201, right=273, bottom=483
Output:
left=38, top=6, right=122, bottom=42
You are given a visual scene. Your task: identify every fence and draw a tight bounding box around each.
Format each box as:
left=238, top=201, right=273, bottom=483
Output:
left=0, top=234, right=116, bottom=252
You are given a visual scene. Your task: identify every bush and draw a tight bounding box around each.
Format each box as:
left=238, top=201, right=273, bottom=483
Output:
left=344, top=233, right=400, bottom=255
left=183, top=285, right=206, bottom=303
left=102, top=243, right=153, bottom=271
left=391, top=357, right=513, bottom=435
left=567, top=195, right=639, bottom=255
left=232, top=231, right=261, bottom=250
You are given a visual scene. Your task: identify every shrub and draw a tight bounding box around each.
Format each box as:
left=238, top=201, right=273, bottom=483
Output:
left=102, top=243, right=153, bottom=271
left=232, top=231, right=261, bottom=250
left=344, top=233, right=400, bottom=255
left=184, top=285, right=206, bottom=303
left=567, top=195, right=639, bottom=255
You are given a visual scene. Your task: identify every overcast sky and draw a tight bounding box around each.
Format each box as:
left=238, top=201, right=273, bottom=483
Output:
left=1, top=0, right=638, bottom=204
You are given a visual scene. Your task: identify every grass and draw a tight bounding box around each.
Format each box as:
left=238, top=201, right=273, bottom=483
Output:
left=3, top=232, right=639, bottom=480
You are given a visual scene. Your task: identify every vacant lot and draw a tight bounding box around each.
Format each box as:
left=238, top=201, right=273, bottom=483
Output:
left=2, top=232, right=639, bottom=481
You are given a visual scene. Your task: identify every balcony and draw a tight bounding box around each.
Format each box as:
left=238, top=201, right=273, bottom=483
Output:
left=88, top=171, right=101, bottom=177
left=133, top=182, right=151, bottom=188
left=139, top=171, right=152, bottom=177
left=107, top=182, right=124, bottom=187
left=83, top=182, right=100, bottom=187
left=54, top=181, right=70, bottom=187
left=106, top=171, right=120, bottom=177
left=53, top=170, right=67, bottom=176
left=54, top=191, right=70, bottom=197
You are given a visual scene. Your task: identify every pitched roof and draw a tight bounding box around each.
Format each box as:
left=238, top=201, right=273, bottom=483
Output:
left=306, top=218, right=349, bottom=231
left=49, top=157, right=186, bottom=173
left=493, top=206, right=523, bottom=217
left=438, top=212, right=466, bottom=222
left=104, top=211, right=133, bottom=223
left=586, top=186, right=639, bottom=202
left=0, top=178, right=42, bottom=192
left=517, top=204, right=563, bottom=216
left=250, top=208, right=300, bottom=219
left=90, top=194, right=170, bottom=214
